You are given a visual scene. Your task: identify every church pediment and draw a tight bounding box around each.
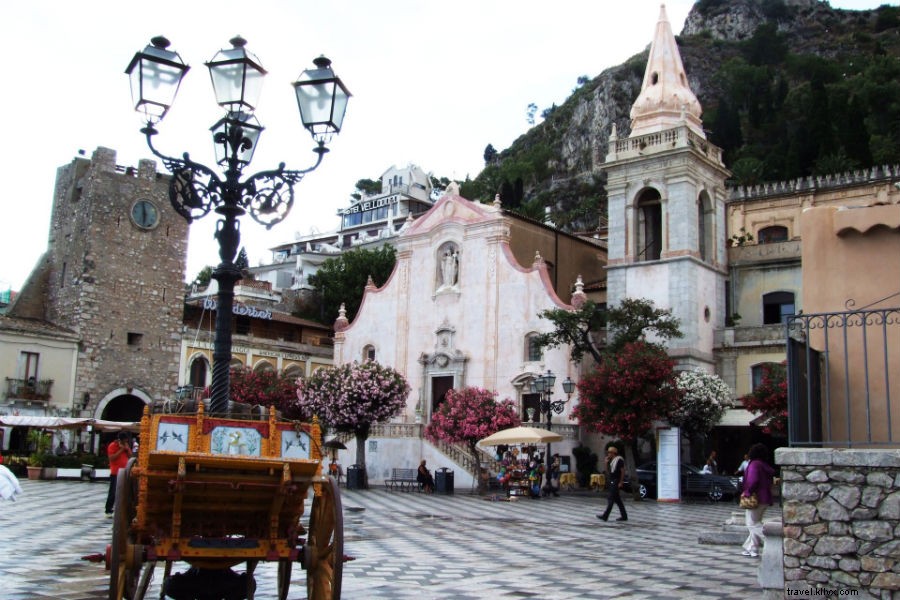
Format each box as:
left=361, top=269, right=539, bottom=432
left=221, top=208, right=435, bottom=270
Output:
left=403, top=193, right=497, bottom=236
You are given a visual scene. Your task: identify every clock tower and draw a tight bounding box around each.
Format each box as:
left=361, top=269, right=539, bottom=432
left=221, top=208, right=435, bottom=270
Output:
left=602, top=6, right=730, bottom=371
left=44, top=146, right=189, bottom=418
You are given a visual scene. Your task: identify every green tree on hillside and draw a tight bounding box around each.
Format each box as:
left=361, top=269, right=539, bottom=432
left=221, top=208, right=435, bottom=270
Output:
left=307, top=246, right=397, bottom=326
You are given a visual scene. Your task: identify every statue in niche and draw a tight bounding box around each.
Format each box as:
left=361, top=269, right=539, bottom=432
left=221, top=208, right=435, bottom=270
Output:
left=439, top=247, right=459, bottom=289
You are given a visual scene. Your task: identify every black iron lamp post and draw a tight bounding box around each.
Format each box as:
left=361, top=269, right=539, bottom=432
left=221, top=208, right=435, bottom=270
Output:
left=531, top=370, right=576, bottom=491
left=126, top=36, right=350, bottom=415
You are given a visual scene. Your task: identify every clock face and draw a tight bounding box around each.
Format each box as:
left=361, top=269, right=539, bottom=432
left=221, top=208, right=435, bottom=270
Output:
left=131, top=200, right=159, bottom=229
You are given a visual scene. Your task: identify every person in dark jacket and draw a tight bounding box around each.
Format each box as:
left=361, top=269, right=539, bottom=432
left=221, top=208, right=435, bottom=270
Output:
left=740, top=443, right=775, bottom=557
left=597, top=446, right=627, bottom=522
left=417, top=459, right=435, bottom=493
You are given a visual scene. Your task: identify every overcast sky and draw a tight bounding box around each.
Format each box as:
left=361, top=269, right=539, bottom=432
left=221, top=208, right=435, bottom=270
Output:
left=0, top=0, right=891, bottom=292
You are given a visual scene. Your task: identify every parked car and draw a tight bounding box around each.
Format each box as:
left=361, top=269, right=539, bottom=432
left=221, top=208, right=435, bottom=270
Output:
left=635, top=461, right=739, bottom=502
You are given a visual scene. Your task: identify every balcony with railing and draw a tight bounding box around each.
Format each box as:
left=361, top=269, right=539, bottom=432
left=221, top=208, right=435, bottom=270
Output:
left=5, top=378, right=54, bottom=403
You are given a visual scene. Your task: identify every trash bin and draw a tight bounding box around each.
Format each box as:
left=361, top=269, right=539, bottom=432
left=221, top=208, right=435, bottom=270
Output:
left=346, top=464, right=365, bottom=490
left=435, top=467, right=454, bottom=495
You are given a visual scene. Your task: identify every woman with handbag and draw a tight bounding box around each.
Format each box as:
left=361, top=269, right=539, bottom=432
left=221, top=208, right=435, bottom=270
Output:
left=739, top=443, right=775, bottom=557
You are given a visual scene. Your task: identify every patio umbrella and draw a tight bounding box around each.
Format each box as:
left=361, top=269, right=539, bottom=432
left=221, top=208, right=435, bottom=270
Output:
left=477, top=426, right=563, bottom=447
left=323, top=438, right=347, bottom=461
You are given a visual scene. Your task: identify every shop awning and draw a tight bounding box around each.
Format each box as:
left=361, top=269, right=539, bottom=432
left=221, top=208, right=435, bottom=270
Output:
left=0, top=416, right=140, bottom=432
left=717, top=408, right=756, bottom=427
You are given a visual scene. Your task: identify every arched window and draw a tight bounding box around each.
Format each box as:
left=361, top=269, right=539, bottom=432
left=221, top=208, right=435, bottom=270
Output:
left=525, top=333, right=543, bottom=362
left=758, top=225, right=789, bottom=244
left=254, top=360, right=275, bottom=374
left=189, top=356, right=209, bottom=388
left=763, top=291, right=795, bottom=324
left=636, top=189, right=662, bottom=261
left=283, top=365, right=304, bottom=381
left=229, top=358, right=244, bottom=371
left=362, top=345, right=376, bottom=362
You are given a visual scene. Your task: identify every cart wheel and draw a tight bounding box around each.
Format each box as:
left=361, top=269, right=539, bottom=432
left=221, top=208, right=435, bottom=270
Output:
left=135, top=561, right=155, bottom=600
left=306, top=476, right=344, bottom=600
left=277, top=559, right=292, bottom=600
left=109, top=460, right=141, bottom=600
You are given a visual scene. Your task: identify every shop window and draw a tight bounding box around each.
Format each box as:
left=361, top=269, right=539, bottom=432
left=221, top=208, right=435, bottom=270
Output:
left=758, top=225, right=789, bottom=244
left=636, top=189, right=662, bottom=261
left=763, top=291, right=795, bottom=325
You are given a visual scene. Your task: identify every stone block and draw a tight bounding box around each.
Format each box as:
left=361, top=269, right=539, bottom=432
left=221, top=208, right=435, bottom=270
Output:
left=853, top=521, right=894, bottom=542
left=783, top=501, right=818, bottom=524
left=867, top=472, right=895, bottom=488
left=806, top=555, right=837, bottom=569
left=831, top=570, right=860, bottom=587
left=827, top=521, right=850, bottom=536
left=830, top=469, right=866, bottom=484
left=784, top=482, right=823, bottom=502
left=833, top=450, right=900, bottom=468
left=872, top=540, right=900, bottom=560
left=861, top=556, right=894, bottom=573
left=785, top=538, right=814, bottom=558
left=785, top=556, right=800, bottom=568
left=851, top=507, right=878, bottom=520
left=839, top=557, right=861, bottom=572
left=807, top=469, right=829, bottom=483
left=782, top=470, right=805, bottom=481
left=814, top=536, right=858, bottom=555
left=817, top=496, right=851, bottom=521
left=777, top=448, right=833, bottom=466
left=807, top=569, right=830, bottom=583
left=862, top=486, right=885, bottom=509
left=877, top=491, right=900, bottom=520
left=829, top=485, right=862, bottom=509
left=871, top=571, right=900, bottom=590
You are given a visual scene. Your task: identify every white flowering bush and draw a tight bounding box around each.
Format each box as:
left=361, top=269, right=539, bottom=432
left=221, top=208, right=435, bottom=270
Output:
left=668, top=370, right=731, bottom=440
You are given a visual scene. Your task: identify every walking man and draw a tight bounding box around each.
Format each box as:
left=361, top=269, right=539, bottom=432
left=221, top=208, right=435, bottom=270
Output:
left=597, top=446, right=627, bottom=522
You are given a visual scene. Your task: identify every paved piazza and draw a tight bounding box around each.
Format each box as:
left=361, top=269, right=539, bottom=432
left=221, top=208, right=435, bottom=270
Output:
left=0, top=479, right=775, bottom=599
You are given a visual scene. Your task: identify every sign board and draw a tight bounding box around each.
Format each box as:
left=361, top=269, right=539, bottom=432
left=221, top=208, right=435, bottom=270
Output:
left=657, top=426, right=681, bottom=502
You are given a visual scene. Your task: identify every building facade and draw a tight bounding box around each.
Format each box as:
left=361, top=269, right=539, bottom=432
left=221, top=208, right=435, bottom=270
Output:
left=333, top=190, right=606, bottom=483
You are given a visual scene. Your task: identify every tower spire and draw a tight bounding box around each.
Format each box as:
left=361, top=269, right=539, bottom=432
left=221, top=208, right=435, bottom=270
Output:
left=629, top=4, right=704, bottom=139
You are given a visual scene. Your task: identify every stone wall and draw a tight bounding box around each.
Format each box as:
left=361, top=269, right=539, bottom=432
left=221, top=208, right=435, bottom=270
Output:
left=777, top=448, right=900, bottom=598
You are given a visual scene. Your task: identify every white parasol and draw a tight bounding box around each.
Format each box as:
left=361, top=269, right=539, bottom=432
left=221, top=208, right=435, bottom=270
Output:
left=477, top=426, right=563, bottom=447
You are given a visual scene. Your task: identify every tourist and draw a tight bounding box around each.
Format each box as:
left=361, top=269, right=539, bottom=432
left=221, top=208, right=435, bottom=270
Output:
left=597, top=446, right=627, bottom=522
left=740, top=443, right=775, bottom=557
left=417, top=459, right=435, bottom=493
left=105, top=431, right=132, bottom=518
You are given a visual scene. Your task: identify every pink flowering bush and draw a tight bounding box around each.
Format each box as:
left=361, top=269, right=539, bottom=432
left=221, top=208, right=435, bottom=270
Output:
left=425, top=387, right=519, bottom=493
left=290, top=360, right=410, bottom=481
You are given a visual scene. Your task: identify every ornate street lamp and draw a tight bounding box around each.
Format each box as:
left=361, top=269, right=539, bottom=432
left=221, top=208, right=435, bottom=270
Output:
left=126, top=35, right=350, bottom=415
left=531, top=370, right=569, bottom=493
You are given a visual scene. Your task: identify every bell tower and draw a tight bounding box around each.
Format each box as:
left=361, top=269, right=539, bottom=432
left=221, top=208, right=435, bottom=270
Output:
left=603, top=5, right=730, bottom=370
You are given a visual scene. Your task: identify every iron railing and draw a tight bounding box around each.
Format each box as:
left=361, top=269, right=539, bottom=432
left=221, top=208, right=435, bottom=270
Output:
left=786, top=305, right=900, bottom=447
left=5, top=378, right=54, bottom=401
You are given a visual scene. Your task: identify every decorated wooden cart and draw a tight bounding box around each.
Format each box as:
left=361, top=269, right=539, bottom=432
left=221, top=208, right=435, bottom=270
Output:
left=106, top=402, right=344, bottom=600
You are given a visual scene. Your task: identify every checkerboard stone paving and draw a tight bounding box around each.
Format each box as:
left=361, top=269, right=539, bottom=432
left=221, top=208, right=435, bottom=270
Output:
left=0, top=480, right=776, bottom=599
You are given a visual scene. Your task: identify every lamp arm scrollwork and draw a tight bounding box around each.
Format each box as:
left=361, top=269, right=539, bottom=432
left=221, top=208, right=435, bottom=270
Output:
left=240, top=145, right=328, bottom=229
left=143, top=126, right=222, bottom=223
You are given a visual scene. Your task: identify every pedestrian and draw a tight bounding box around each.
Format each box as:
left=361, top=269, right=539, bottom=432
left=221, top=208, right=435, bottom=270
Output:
left=105, top=431, right=133, bottom=518
left=417, top=459, right=435, bottom=493
left=706, top=450, right=719, bottom=474
left=597, top=446, right=627, bottom=522
left=739, top=443, right=775, bottom=557
left=543, top=453, right=561, bottom=497
left=55, top=440, right=68, bottom=456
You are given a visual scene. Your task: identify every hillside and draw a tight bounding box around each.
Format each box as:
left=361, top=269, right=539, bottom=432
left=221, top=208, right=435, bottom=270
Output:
left=460, top=0, right=900, bottom=233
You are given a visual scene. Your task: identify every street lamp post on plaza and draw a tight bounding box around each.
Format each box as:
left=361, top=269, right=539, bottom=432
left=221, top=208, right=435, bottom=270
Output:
left=531, top=371, right=576, bottom=491
left=125, top=36, right=350, bottom=415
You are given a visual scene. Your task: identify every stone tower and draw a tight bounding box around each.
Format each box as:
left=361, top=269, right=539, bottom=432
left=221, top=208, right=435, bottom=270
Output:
left=602, top=5, right=730, bottom=371
left=45, top=147, right=189, bottom=418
